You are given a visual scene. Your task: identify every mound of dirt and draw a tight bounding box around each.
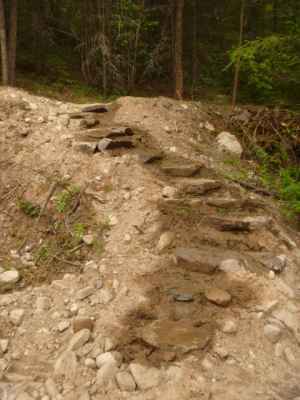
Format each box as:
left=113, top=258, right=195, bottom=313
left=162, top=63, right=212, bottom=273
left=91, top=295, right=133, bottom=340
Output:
left=0, top=87, right=300, bottom=400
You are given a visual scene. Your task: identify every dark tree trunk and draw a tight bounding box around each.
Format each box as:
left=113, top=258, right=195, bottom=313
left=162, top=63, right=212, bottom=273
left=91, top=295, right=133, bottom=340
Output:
left=232, top=0, right=245, bottom=108
left=174, top=0, right=184, bottom=99
left=0, top=0, right=8, bottom=85
left=8, top=0, right=18, bottom=85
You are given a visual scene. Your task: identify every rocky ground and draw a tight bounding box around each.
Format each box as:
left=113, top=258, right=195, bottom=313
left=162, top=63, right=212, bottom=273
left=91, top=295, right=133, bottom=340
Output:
left=0, top=87, right=300, bottom=400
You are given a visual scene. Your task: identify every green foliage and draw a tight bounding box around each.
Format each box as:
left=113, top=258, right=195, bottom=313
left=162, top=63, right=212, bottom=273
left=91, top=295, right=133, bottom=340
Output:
left=254, top=146, right=300, bottom=217
left=279, top=167, right=300, bottom=216
left=229, top=35, right=300, bottom=103
left=73, top=223, right=86, bottom=242
left=55, top=186, right=80, bottom=214
left=18, top=199, right=41, bottom=218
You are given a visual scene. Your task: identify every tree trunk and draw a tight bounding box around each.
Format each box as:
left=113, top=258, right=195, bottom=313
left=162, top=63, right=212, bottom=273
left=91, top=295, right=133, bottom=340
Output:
left=8, top=0, right=17, bottom=85
left=174, top=0, right=184, bottom=100
left=191, top=0, right=198, bottom=98
left=0, top=0, right=8, bottom=85
left=232, top=0, right=245, bottom=108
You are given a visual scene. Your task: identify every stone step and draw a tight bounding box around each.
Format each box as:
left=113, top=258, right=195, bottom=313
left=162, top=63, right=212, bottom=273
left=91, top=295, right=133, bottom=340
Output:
left=177, top=178, right=222, bottom=196
left=208, top=216, right=272, bottom=232
left=175, top=247, right=220, bottom=274
left=137, top=150, right=164, bottom=164
left=160, top=163, right=203, bottom=177
left=158, top=196, right=265, bottom=211
left=81, top=104, right=109, bottom=113
left=76, top=126, right=134, bottom=141
left=139, top=319, right=213, bottom=354
left=98, top=137, right=135, bottom=151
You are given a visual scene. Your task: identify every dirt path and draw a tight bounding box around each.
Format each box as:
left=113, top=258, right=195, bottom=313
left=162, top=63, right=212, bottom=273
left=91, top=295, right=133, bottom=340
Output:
left=0, top=88, right=300, bottom=400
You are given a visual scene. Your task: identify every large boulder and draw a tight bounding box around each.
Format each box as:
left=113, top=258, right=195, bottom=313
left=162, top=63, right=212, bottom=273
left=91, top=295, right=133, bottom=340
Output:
left=217, top=131, right=243, bottom=157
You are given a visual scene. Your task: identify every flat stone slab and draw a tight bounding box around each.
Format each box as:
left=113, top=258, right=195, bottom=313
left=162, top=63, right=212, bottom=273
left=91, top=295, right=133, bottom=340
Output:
left=178, top=178, right=221, bottom=196
left=73, top=142, right=97, bottom=154
left=77, top=126, right=134, bottom=141
left=137, top=151, right=164, bottom=164
left=140, top=319, right=213, bottom=353
left=175, top=247, right=219, bottom=274
left=97, top=136, right=135, bottom=151
left=81, top=104, right=108, bottom=113
left=209, top=216, right=272, bottom=232
left=161, top=164, right=202, bottom=177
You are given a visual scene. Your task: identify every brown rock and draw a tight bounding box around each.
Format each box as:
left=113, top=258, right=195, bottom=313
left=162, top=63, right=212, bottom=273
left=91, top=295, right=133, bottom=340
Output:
left=73, top=318, right=94, bottom=333
left=161, top=164, right=202, bottom=177
left=205, top=288, right=232, bottom=307
left=178, top=178, right=221, bottom=196
left=175, top=247, right=219, bottom=274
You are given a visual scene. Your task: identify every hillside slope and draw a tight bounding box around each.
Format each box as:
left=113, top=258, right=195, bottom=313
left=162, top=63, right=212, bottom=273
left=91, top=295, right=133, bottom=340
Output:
left=0, top=88, right=300, bottom=400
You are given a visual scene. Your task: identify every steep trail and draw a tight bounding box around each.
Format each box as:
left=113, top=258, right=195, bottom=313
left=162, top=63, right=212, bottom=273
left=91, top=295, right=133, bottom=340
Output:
left=0, top=88, right=299, bottom=399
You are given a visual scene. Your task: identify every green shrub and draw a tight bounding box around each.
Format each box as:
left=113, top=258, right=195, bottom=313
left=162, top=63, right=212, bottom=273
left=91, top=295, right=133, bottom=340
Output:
left=18, top=199, right=41, bottom=218
left=229, top=35, right=300, bottom=103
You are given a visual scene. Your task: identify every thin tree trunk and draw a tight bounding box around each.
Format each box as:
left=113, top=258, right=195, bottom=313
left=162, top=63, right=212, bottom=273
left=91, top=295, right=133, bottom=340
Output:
left=0, top=0, right=8, bottom=85
left=8, top=0, right=17, bottom=85
left=174, top=0, right=184, bottom=100
left=232, top=0, right=245, bottom=108
left=191, top=0, right=198, bottom=98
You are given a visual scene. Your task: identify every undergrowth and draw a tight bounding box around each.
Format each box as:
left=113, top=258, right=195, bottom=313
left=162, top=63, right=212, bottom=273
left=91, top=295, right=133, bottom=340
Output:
left=254, top=147, right=300, bottom=218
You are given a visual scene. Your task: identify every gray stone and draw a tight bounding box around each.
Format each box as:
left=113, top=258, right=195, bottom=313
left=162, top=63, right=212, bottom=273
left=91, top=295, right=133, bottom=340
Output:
left=263, top=324, right=282, bottom=343
left=205, top=288, right=231, bottom=306
left=173, top=293, right=194, bottom=302
left=140, top=319, right=212, bottom=354
left=81, top=104, right=108, bottom=113
left=284, top=347, right=298, bottom=367
left=161, top=164, right=202, bottom=177
left=73, top=142, right=97, bottom=154
left=96, top=362, right=119, bottom=386
left=221, top=320, right=238, bottom=334
left=212, top=216, right=271, bottom=232
left=272, top=309, right=298, bottom=335
left=162, top=186, right=177, bottom=198
left=138, top=151, right=163, bottom=164
left=217, top=131, right=243, bottom=157
left=178, top=178, right=221, bottom=196
left=36, top=296, right=51, bottom=311
left=85, top=358, right=97, bottom=369
left=175, top=247, right=219, bottom=274
left=219, top=259, right=245, bottom=274
left=0, top=270, right=20, bottom=284
left=54, top=350, right=78, bottom=380
left=157, top=231, right=175, bottom=253
left=96, top=352, right=122, bottom=369
left=68, top=329, right=91, bottom=351
left=116, top=371, right=136, bottom=392
left=129, top=363, right=162, bottom=390
left=9, top=309, right=25, bottom=326
left=58, top=320, right=70, bottom=333
left=0, top=339, right=9, bottom=353
left=104, top=337, right=117, bottom=352
left=83, top=235, right=94, bottom=246
left=204, top=122, right=215, bottom=132
left=73, top=318, right=94, bottom=333
left=76, top=286, right=94, bottom=300
left=98, top=138, right=112, bottom=151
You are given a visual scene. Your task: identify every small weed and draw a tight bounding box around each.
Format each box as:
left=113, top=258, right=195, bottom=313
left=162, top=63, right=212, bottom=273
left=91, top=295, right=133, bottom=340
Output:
left=55, top=185, right=80, bottom=213
left=73, top=223, right=86, bottom=242
left=223, top=157, right=241, bottom=167
left=175, top=206, right=193, bottom=217
left=35, top=245, right=51, bottom=263
left=19, top=199, right=41, bottom=218
left=102, top=183, right=114, bottom=193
